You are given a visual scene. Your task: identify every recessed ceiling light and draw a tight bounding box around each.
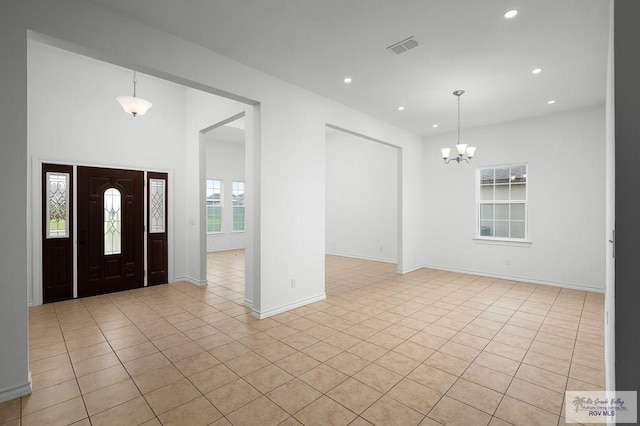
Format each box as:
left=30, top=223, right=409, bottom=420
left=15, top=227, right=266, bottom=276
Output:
left=547, top=100, right=556, bottom=105
left=504, top=9, right=518, bottom=19
left=532, top=68, right=543, bottom=74
left=432, top=124, right=439, bottom=128
left=398, top=106, right=405, bottom=111
left=343, top=77, right=352, bottom=84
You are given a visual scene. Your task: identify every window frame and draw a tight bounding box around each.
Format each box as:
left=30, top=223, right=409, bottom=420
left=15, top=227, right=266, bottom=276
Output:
left=475, top=163, right=531, bottom=245
left=206, top=179, right=223, bottom=234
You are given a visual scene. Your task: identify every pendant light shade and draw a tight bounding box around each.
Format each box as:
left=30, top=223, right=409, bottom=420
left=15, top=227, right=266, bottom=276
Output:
left=116, top=96, right=153, bottom=117
left=116, top=71, right=152, bottom=117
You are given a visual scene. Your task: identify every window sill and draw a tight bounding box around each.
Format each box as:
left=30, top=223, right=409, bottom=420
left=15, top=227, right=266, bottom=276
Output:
left=207, top=232, right=223, bottom=235
left=231, top=231, right=245, bottom=234
left=473, top=237, right=532, bottom=247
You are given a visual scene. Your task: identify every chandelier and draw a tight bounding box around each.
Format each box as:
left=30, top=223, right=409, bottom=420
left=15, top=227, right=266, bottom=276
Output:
left=116, top=71, right=153, bottom=117
left=440, top=90, right=476, bottom=163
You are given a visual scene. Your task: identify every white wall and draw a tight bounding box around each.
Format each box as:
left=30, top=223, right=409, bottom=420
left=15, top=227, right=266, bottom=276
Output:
left=424, top=106, right=606, bottom=291
left=206, top=137, right=246, bottom=251
left=0, top=0, right=30, bottom=403
left=326, top=129, right=398, bottom=263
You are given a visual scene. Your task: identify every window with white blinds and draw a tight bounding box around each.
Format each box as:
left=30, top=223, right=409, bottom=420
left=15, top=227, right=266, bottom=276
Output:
left=478, top=164, right=527, bottom=240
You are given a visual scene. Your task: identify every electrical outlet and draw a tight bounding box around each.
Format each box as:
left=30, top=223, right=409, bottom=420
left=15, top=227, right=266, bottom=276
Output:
left=291, top=279, right=296, bottom=288
left=505, top=259, right=511, bottom=266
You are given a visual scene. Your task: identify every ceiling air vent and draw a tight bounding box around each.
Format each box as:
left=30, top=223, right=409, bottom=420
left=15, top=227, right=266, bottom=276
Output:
left=387, top=36, right=419, bottom=55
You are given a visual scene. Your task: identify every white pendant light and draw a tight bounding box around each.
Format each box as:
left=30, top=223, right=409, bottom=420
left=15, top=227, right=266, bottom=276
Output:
left=116, top=71, right=152, bottom=117
left=441, top=89, right=476, bottom=164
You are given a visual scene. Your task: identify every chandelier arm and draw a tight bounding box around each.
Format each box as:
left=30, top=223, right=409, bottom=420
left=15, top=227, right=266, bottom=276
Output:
left=443, top=154, right=471, bottom=164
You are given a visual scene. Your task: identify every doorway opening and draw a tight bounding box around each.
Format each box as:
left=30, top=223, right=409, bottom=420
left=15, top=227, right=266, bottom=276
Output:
left=203, top=113, right=248, bottom=306
left=325, top=124, right=403, bottom=296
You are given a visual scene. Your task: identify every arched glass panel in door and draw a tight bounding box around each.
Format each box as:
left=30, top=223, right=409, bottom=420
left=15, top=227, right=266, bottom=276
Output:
left=104, top=188, right=122, bottom=255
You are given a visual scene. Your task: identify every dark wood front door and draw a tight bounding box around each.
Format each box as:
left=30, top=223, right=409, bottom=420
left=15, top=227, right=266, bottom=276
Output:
left=42, top=163, right=74, bottom=303
left=77, top=166, right=144, bottom=297
left=147, top=172, right=168, bottom=286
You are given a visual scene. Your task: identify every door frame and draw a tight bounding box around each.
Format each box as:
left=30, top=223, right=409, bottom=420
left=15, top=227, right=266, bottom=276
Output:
left=31, top=157, right=174, bottom=305
left=200, top=110, right=259, bottom=311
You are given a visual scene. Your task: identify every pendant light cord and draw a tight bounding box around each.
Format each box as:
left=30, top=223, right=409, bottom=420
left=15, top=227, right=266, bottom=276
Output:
left=457, top=93, right=461, bottom=145
left=133, top=71, right=137, bottom=98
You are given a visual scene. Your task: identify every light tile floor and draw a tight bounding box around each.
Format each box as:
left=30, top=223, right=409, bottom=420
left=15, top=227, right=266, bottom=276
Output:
left=0, top=250, right=605, bottom=425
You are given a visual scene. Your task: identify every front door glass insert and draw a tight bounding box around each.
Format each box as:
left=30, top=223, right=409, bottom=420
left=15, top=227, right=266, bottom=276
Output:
left=149, top=178, right=166, bottom=233
left=46, top=172, right=70, bottom=238
left=104, top=188, right=122, bottom=255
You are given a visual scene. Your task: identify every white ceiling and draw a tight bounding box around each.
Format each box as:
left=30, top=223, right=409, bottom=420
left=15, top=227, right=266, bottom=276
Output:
left=84, top=0, right=610, bottom=137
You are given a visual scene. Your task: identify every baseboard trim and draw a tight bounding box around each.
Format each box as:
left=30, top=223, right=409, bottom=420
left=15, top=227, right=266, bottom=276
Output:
left=421, top=264, right=605, bottom=293
left=0, top=375, right=32, bottom=404
left=326, top=251, right=397, bottom=265
left=244, top=298, right=253, bottom=309
left=326, top=252, right=423, bottom=276
left=399, top=264, right=424, bottom=275
left=207, top=247, right=245, bottom=253
left=173, top=276, right=208, bottom=287
left=252, top=293, right=327, bottom=319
